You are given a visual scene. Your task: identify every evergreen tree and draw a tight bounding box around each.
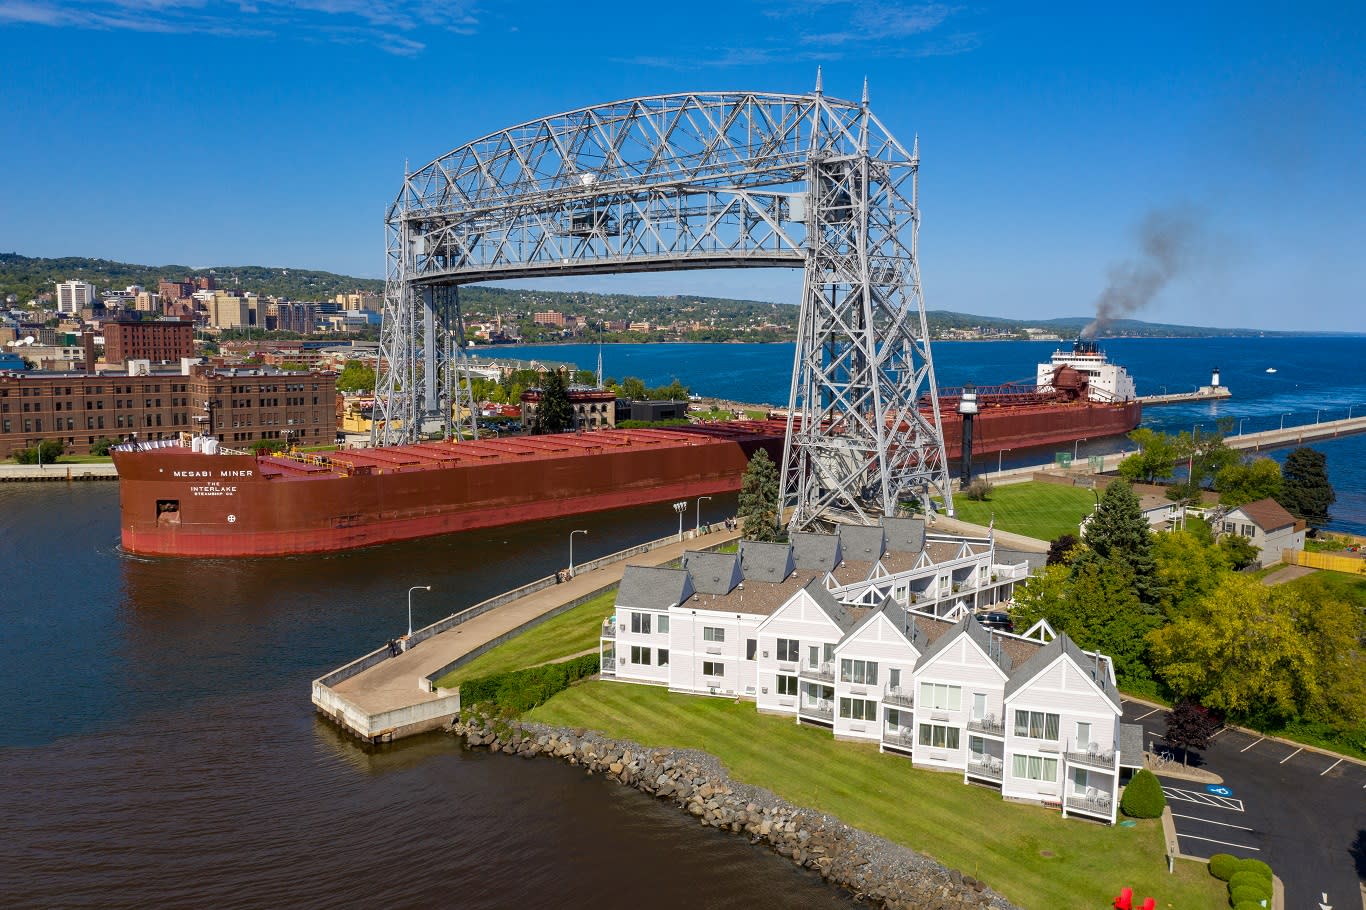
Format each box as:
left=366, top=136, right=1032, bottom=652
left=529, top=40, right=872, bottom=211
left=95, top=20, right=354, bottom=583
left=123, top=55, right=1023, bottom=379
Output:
left=1277, top=447, right=1335, bottom=527
left=1082, top=478, right=1160, bottom=604
left=737, top=449, right=782, bottom=542
left=535, top=369, right=574, bottom=435
left=1215, top=457, right=1282, bottom=507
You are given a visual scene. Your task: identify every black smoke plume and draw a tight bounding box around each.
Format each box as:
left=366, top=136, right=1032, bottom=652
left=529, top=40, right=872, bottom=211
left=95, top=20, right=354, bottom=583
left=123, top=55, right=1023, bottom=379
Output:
left=1082, top=207, right=1202, bottom=339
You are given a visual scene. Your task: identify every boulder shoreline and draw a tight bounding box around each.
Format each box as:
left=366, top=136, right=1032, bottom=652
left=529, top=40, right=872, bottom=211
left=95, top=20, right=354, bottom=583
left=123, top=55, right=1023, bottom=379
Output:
left=449, top=713, right=1021, bottom=910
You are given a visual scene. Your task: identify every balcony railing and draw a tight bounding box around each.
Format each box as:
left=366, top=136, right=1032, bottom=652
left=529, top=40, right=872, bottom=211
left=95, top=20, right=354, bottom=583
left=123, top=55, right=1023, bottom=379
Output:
left=883, top=686, right=914, bottom=708
left=1065, top=749, right=1117, bottom=771
left=800, top=700, right=833, bottom=721
left=600, top=657, right=616, bottom=674
left=1065, top=795, right=1113, bottom=817
left=966, top=716, right=1005, bottom=737
left=600, top=623, right=616, bottom=639
left=800, top=662, right=835, bottom=683
left=882, top=727, right=916, bottom=749
left=966, top=758, right=1003, bottom=781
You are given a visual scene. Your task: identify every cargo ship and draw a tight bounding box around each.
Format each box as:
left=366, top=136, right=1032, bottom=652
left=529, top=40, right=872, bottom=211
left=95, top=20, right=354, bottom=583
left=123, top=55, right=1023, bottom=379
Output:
left=112, top=422, right=785, bottom=558
left=933, top=338, right=1141, bottom=461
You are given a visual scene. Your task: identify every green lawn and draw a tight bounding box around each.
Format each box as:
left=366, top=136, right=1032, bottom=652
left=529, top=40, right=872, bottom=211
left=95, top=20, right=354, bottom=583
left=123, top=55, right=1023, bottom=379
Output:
left=529, top=683, right=1224, bottom=910
left=431, top=588, right=616, bottom=689
left=56, top=454, right=114, bottom=464
left=954, top=481, right=1096, bottom=542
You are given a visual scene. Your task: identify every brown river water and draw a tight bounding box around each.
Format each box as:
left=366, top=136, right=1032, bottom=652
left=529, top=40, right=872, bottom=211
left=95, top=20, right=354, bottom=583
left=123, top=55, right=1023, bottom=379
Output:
left=0, top=483, right=851, bottom=909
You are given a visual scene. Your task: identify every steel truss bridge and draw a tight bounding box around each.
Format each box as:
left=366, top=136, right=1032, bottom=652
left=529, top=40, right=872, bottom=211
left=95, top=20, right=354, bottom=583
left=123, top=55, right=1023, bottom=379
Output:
left=374, top=78, right=954, bottom=527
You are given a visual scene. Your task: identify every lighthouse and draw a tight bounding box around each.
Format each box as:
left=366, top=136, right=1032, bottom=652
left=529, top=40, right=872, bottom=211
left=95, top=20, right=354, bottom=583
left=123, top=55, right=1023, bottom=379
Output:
left=1211, top=367, right=1221, bottom=388
left=957, top=382, right=979, bottom=484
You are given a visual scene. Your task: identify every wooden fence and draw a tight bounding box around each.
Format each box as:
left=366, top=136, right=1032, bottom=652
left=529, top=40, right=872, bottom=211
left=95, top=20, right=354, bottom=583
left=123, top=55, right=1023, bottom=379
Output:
left=1281, top=549, right=1366, bottom=575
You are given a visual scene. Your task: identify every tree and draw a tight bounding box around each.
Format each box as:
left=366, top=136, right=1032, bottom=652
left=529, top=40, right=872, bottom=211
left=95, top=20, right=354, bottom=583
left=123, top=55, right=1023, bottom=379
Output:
left=619, top=376, right=647, bottom=401
left=1152, top=527, right=1231, bottom=619
left=336, top=360, right=376, bottom=393
left=737, top=449, right=782, bottom=542
left=1216, top=533, right=1259, bottom=570
left=1120, top=769, right=1166, bottom=818
left=1083, top=478, right=1161, bottom=604
left=1163, top=700, right=1221, bottom=766
left=90, top=437, right=118, bottom=457
left=963, top=477, right=994, bottom=501
left=13, top=439, right=63, bottom=465
left=1046, top=533, right=1079, bottom=566
left=1277, top=447, right=1335, bottom=527
left=534, top=368, right=573, bottom=434
left=1118, top=428, right=1181, bottom=483
left=1216, top=456, right=1282, bottom=507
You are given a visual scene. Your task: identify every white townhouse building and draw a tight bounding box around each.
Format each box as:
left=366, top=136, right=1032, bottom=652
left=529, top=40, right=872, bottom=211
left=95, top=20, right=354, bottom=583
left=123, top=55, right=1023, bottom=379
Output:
left=598, top=520, right=1143, bottom=824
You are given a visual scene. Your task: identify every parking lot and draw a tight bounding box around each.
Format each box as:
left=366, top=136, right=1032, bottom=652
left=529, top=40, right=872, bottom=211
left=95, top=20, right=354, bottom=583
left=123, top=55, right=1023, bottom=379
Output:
left=1121, top=698, right=1366, bottom=910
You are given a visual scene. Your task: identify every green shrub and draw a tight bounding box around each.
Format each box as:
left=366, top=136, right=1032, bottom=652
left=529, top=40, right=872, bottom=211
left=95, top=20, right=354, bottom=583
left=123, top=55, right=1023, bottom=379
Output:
left=1233, top=858, right=1273, bottom=881
left=1229, top=871, right=1270, bottom=895
left=1232, top=902, right=1264, bottom=910
left=1208, top=854, right=1239, bottom=881
left=460, top=654, right=599, bottom=716
left=1119, top=768, right=1166, bottom=818
left=1229, top=885, right=1267, bottom=907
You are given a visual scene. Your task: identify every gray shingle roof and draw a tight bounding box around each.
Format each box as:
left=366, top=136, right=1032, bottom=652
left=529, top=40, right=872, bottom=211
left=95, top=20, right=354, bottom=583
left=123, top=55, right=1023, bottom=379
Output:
left=616, top=565, right=694, bottom=612
left=803, top=576, right=862, bottom=633
left=838, top=524, right=886, bottom=561
left=681, top=550, right=743, bottom=595
left=1119, top=723, right=1145, bottom=768
left=913, top=615, right=1012, bottom=676
left=995, top=548, right=1047, bottom=571
left=790, top=531, right=842, bottom=572
left=1003, top=632, right=1121, bottom=709
left=738, top=540, right=796, bottom=584
left=842, top=595, right=923, bottom=650
left=884, top=517, right=926, bottom=554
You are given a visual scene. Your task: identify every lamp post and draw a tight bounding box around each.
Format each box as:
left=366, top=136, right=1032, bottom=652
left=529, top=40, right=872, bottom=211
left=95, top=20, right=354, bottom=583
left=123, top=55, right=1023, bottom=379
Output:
left=1192, top=423, right=1202, bottom=441
left=673, top=501, right=687, bottom=540
left=1073, top=438, right=1087, bottom=460
left=1280, top=412, right=1290, bottom=430
left=1238, top=417, right=1248, bottom=436
left=407, top=585, right=431, bottom=638
left=695, top=496, right=712, bottom=534
left=569, top=529, right=587, bottom=574
left=1316, top=408, right=1323, bottom=424
left=997, top=447, right=1011, bottom=475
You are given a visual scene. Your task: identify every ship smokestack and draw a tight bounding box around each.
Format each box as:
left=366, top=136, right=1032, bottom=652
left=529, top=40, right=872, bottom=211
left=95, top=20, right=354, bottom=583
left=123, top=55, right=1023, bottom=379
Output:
left=957, top=382, right=978, bottom=485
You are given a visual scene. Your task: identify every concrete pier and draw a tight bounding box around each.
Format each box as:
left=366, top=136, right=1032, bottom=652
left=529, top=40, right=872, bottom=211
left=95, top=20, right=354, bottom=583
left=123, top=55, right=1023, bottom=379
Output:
left=0, top=462, right=117, bottom=481
left=312, top=524, right=742, bottom=744
left=1138, top=386, right=1232, bottom=406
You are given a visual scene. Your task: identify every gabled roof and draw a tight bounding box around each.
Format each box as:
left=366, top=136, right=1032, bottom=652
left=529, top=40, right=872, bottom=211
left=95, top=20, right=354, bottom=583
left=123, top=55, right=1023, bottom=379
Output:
left=803, top=575, right=863, bottom=634
left=791, top=530, right=841, bottom=572
left=1004, top=632, right=1121, bottom=710
left=738, top=539, right=795, bottom=584
left=883, top=517, right=925, bottom=554
left=838, top=524, right=886, bottom=561
left=1230, top=497, right=1298, bottom=533
left=914, top=615, right=1013, bottom=677
left=617, top=565, right=694, bottom=612
left=841, top=596, right=924, bottom=652
left=681, top=550, right=743, bottom=595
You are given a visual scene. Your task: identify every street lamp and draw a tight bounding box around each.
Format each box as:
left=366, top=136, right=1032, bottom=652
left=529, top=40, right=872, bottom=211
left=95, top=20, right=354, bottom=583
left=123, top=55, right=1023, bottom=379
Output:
left=1280, top=412, right=1290, bottom=430
left=569, top=529, right=588, bottom=574
left=672, top=501, right=687, bottom=539
left=695, top=496, right=712, bottom=534
left=1238, top=417, right=1249, bottom=436
left=997, top=447, right=1011, bottom=475
left=1315, top=408, right=1323, bottom=424
left=1192, top=423, right=1202, bottom=441
left=1073, top=438, right=1087, bottom=460
left=407, top=585, right=432, bottom=638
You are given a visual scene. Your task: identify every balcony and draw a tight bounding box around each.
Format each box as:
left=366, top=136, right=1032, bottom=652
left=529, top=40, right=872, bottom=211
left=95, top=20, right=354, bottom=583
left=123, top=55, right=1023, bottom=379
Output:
left=882, top=726, right=916, bottom=749
left=1065, top=748, right=1117, bottom=771
left=799, top=700, right=833, bottom=721
left=600, top=657, right=616, bottom=674
left=966, top=716, right=1005, bottom=737
left=883, top=686, right=914, bottom=708
left=965, top=758, right=1003, bottom=781
left=600, top=622, right=616, bottom=639
left=800, top=662, right=835, bottom=683
left=1065, top=793, right=1113, bottom=819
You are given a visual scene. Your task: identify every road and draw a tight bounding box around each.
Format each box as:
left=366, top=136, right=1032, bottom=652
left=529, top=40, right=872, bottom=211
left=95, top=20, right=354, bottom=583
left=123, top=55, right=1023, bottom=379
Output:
left=1121, top=699, right=1365, bottom=910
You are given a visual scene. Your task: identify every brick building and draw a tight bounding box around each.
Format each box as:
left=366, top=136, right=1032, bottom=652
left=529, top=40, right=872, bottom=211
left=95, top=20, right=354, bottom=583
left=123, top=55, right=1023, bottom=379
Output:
left=0, top=365, right=337, bottom=458
left=520, top=386, right=617, bottom=430
left=103, top=318, right=194, bottom=366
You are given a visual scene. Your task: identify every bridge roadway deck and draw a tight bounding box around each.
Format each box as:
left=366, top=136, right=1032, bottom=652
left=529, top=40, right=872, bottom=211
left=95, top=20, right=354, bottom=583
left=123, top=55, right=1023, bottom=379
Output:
left=328, top=525, right=742, bottom=720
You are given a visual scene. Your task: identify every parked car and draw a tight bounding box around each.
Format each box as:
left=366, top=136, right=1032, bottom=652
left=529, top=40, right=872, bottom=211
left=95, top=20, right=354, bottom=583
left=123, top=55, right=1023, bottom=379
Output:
left=978, top=611, right=1013, bottom=632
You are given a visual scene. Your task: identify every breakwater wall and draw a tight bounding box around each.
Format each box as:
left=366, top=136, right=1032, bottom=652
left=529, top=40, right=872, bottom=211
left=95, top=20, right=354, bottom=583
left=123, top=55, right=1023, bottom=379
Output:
left=450, top=713, right=1018, bottom=910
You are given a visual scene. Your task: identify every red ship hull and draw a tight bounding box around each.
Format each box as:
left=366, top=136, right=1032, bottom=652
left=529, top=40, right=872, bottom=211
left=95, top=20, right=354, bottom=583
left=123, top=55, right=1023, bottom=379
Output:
left=112, top=423, right=785, bottom=558
left=936, top=400, right=1142, bottom=460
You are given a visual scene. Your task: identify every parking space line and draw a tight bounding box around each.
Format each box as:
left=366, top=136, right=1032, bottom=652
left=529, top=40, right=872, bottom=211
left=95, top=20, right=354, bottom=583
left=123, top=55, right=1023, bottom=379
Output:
left=1240, top=737, right=1264, bottom=752
left=1279, top=747, right=1302, bottom=764
left=1209, top=727, right=1229, bottom=739
left=1320, top=759, right=1342, bottom=776
left=1161, top=788, right=1245, bottom=811
left=1136, top=707, right=1161, bottom=720
left=1177, top=832, right=1261, bottom=851
left=1171, top=813, right=1255, bottom=832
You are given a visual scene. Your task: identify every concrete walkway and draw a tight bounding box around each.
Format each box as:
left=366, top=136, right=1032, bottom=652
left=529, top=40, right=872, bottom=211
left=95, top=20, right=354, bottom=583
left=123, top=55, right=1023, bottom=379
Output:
left=330, top=525, right=742, bottom=718
left=1260, top=564, right=1318, bottom=586
left=0, top=461, right=117, bottom=480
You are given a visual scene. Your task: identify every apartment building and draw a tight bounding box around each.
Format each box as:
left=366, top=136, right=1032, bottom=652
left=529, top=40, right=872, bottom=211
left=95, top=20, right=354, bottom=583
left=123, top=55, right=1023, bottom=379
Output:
left=56, top=280, right=98, bottom=315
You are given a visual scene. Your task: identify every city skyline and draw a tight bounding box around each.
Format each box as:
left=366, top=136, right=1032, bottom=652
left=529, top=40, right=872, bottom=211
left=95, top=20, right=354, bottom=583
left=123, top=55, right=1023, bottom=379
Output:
left=1, top=2, right=1361, bottom=331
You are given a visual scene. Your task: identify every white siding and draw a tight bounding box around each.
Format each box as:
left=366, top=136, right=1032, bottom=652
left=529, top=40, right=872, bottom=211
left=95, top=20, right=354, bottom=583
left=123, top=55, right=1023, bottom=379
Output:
left=668, top=606, right=763, bottom=697
left=754, top=590, right=845, bottom=715
left=911, top=634, right=1008, bottom=771
left=611, top=607, right=672, bottom=685
left=832, top=613, right=919, bottom=741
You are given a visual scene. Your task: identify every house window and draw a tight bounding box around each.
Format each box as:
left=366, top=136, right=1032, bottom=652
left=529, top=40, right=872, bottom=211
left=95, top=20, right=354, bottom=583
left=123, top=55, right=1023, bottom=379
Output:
left=776, top=638, right=799, bottom=662
left=918, top=723, right=960, bottom=749
left=1241, top=524, right=1255, bottom=536
left=885, top=707, right=904, bottom=727
left=657, top=649, right=669, bottom=667
left=888, top=668, right=901, bottom=688
left=657, top=615, right=669, bottom=634
left=919, top=682, right=962, bottom=711
left=630, top=613, right=651, bottom=635
left=969, top=735, right=986, bottom=761
left=1012, top=754, right=1059, bottom=781
left=702, top=627, right=725, bottom=643
left=839, top=697, right=878, bottom=720
left=1222, top=521, right=1236, bottom=533
left=630, top=646, right=651, bottom=665
left=1076, top=722, right=1092, bottom=750
left=746, top=638, right=757, bottom=660
left=807, top=645, right=820, bottom=668
left=702, top=661, right=724, bottom=677
left=840, top=659, right=878, bottom=685
left=1013, top=710, right=1060, bottom=740
left=777, top=675, right=798, bottom=696
left=823, top=643, right=836, bottom=664
left=972, top=693, right=987, bottom=720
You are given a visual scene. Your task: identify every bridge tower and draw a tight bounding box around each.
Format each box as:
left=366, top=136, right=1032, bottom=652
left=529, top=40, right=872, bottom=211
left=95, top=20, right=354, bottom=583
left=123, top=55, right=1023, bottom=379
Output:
left=781, top=76, right=953, bottom=528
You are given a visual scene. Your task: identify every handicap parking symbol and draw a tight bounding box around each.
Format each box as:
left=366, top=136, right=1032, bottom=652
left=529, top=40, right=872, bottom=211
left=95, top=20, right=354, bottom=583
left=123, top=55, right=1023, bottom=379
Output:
left=1205, top=784, right=1233, bottom=797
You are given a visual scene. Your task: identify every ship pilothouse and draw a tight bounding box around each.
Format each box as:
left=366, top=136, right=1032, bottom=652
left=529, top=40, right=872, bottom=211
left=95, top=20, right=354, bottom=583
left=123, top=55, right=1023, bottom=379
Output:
left=1036, top=338, right=1137, bottom=404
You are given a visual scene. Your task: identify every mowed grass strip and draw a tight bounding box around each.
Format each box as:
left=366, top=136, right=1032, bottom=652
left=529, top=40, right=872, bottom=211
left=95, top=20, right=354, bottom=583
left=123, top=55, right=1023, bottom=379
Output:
left=529, top=683, right=1224, bottom=910
left=431, top=588, right=616, bottom=689
left=953, top=481, right=1096, bottom=542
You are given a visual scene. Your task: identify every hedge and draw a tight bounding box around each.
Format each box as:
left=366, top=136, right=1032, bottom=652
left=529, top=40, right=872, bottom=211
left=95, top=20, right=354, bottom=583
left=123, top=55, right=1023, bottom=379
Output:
left=460, top=654, right=599, bottom=716
left=1229, top=885, right=1267, bottom=907
left=1208, top=854, right=1239, bottom=881
left=1228, top=871, right=1271, bottom=898
left=1119, top=768, right=1166, bottom=818
left=1232, top=903, right=1264, bottom=910
left=1234, top=858, right=1273, bottom=881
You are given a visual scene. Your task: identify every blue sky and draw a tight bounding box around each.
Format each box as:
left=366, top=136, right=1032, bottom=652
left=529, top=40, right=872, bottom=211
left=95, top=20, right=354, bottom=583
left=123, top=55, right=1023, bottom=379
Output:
left=0, top=2, right=1361, bottom=330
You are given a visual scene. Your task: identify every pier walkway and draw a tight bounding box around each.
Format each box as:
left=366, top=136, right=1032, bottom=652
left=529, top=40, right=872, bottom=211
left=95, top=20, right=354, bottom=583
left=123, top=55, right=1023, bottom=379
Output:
left=1138, top=387, right=1232, bottom=406
left=0, top=461, right=116, bottom=481
left=313, top=524, right=742, bottom=743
